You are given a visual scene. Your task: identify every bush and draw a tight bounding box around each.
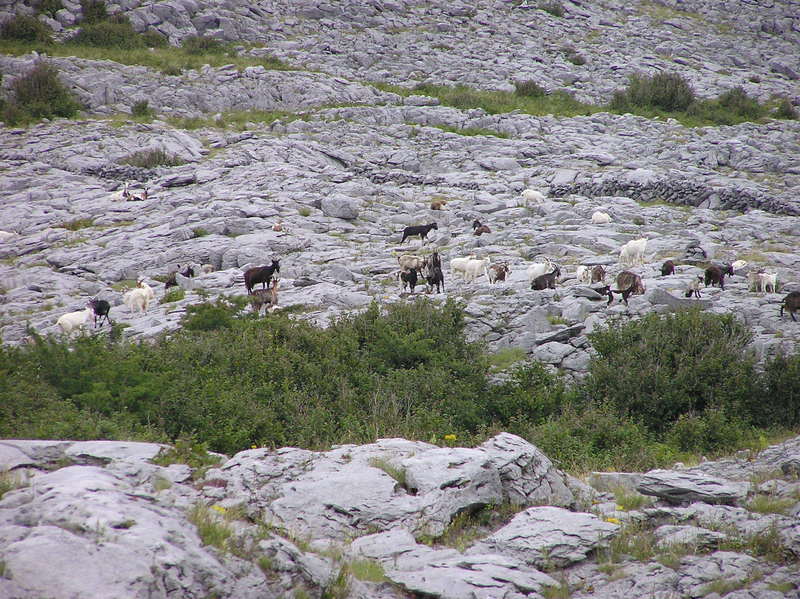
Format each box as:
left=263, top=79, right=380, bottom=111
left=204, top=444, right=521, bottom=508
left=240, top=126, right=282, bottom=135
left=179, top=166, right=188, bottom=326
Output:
left=131, top=100, right=152, bottom=118
left=0, top=13, right=53, bottom=43
left=666, top=409, right=755, bottom=454
left=583, top=310, right=758, bottom=433
left=181, top=35, right=229, bottom=55
left=140, top=29, right=168, bottom=48
left=610, top=71, right=695, bottom=112
left=79, top=0, right=107, bottom=24
left=756, top=352, right=800, bottom=428
left=68, top=20, right=143, bottom=49
left=118, top=149, right=185, bottom=168
left=717, top=86, right=764, bottom=120
left=514, top=79, right=546, bottom=98
left=6, top=61, right=81, bottom=123
left=775, top=97, right=798, bottom=120
left=37, top=0, right=64, bottom=18
left=539, top=1, right=565, bottom=17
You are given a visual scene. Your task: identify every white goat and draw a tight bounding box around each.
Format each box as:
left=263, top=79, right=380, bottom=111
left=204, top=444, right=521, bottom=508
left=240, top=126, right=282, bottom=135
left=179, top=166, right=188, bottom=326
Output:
left=575, top=265, right=592, bottom=284
left=109, top=182, right=130, bottom=202
left=0, top=230, right=16, bottom=242
left=749, top=271, right=778, bottom=294
left=526, top=258, right=555, bottom=283
left=396, top=253, right=427, bottom=271
left=619, top=238, right=647, bottom=266
left=123, top=280, right=156, bottom=314
left=450, top=255, right=478, bottom=280
left=591, top=211, right=612, bottom=224
left=462, top=257, right=491, bottom=283
left=731, top=259, right=748, bottom=273
left=56, top=307, right=93, bottom=335
left=201, top=263, right=215, bottom=274
left=521, top=188, right=546, bottom=206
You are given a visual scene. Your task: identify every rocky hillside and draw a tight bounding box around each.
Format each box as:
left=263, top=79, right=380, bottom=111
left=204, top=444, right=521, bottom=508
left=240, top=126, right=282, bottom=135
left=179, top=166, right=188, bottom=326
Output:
left=2, top=434, right=800, bottom=598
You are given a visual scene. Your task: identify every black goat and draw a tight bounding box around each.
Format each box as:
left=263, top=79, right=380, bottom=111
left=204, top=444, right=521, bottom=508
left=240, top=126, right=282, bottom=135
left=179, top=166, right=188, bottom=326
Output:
left=181, top=264, right=195, bottom=278
left=473, top=224, right=491, bottom=236
left=531, top=266, right=561, bottom=290
left=87, top=298, right=112, bottom=328
left=399, top=268, right=419, bottom=293
left=400, top=223, right=438, bottom=245
left=425, top=265, right=444, bottom=294
left=704, top=263, right=734, bottom=290
left=244, top=259, right=281, bottom=294
left=661, top=260, right=676, bottom=276
left=429, top=251, right=442, bottom=269
left=780, top=291, right=800, bottom=321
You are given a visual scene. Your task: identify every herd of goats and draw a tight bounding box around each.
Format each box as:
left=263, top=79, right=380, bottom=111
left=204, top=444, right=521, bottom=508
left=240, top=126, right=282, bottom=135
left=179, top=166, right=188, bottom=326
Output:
left=50, top=192, right=800, bottom=335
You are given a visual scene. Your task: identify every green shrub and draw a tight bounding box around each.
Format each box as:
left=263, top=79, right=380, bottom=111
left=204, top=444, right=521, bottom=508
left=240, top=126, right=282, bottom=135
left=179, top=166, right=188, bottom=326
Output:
left=756, top=352, right=800, bottom=428
left=140, top=29, right=168, bottom=48
left=181, top=35, right=229, bottom=55
left=68, top=20, right=143, bottom=49
left=118, top=149, right=184, bottom=168
left=162, top=288, right=185, bottom=304
left=6, top=61, right=82, bottom=123
left=0, top=13, right=53, bottom=43
left=717, top=86, right=764, bottom=120
left=514, top=79, right=546, bottom=98
left=539, top=1, right=565, bottom=17
left=610, top=71, right=695, bottom=112
left=584, top=310, right=758, bottom=434
left=79, top=0, right=107, bottom=24
left=775, top=97, right=798, bottom=120
left=37, top=0, right=64, bottom=18
left=131, top=100, right=152, bottom=118
left=666, top=408, right=755, bottom=454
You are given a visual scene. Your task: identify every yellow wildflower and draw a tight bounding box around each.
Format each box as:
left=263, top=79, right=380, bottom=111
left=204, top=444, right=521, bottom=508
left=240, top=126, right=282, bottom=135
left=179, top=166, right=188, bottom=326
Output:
left=444, top=434, right=457, bottom=441
left=605, top=517, right=621, bottom=525
left=211, top=505, right=227, bottom=514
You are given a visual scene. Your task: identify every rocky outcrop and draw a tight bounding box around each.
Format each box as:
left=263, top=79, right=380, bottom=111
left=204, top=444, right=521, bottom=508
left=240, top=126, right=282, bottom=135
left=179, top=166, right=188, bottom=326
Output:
left=3, top=433, right=800, bottom=599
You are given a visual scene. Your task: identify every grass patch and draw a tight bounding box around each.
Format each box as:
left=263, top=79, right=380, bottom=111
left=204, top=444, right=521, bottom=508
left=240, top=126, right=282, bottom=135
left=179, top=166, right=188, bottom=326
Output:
left=151, top=436, right=222, bottom=478
left=192, top=227, right=210, bottom=238
left=161, top=288, right=186, bottom=304
left=119, top=149, right=185, bottom=168
left=746, top=494, right=796, bottom=515
left=188, top=503, right=234, bottom=552
left=488, top=347, right=527, bottom=371
left=110, top=279, right=137, bottom=291
left=58, top=218, right=94, bottom=231
left=166, top=109, right=306, bottom=131
left=612, top=485, right=653, bottom=511
left=432, top=503, right=523, bottom=552
left=599, top=521, right=656, bottom=564
left=0, top=470, right=28, bottom=499
left=547, top=315, right=569, bottom=326
left=432, top=123, right=509, bottom=138
left=298, top=207, right=312, bottom=217
left=368, top=457, right=407, bottom=488
left=0, top=38, right=294, bottom=77
left=347, top=559, right=387, bottom=583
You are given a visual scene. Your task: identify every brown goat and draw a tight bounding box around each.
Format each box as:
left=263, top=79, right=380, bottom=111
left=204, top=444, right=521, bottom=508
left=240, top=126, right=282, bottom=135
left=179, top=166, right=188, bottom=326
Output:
left=611, top=271, right=646, bottom=305
left=704, top=263, right=734, bottom=290
left=661, top=260, right=676, bottom=276
left=473, top=224, right=491, bottom=236
left=244, top=259, right=281, bottom=294
left=430, top=199, right=447, bottom=210
left=591, top=265, right=605, bottom=283
left=780, top=291, right=800, bottom=321
left=251, top=279, right=279, bottom=314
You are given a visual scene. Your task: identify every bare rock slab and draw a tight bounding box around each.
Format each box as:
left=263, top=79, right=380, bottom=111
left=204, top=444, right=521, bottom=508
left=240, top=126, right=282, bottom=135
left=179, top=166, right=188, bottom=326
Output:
left=637, top=469, right=750, bottom=505
left=471, top=506, right=619, bottom=568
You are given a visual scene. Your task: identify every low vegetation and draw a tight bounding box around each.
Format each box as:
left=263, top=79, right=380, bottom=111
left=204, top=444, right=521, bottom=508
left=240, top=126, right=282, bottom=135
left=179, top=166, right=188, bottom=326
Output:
left=2, top=301, right=798, bottom=473
left=0, top=60, right=82, bottom=125
left=118, top=148, right=185, bottom=168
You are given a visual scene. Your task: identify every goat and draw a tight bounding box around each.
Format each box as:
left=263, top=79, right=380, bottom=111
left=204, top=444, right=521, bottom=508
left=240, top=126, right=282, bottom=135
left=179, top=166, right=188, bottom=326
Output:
left=532, top=265, right=561, bottom=290
left=780, top=291, right=800, bottom=321
left=400, top=223, right=438, bottom=245
left=87, top=298, right=112, bottom=328
left=396, top=253, right=427, bottom=272
left=684, top=275, right=704, bottom=298
left=462, top=257, right=491, bottom=283
left=165, top=269, right=178, bottom=290
left=272, top=221, right=284, bottom=232
left=472, top=219, right=483, bottom=231
left=591, top=265, right=606, bottom=284
left=619, top=238, right=647, bottom=266
left=731, top=259, right=747, bottom=273
left=251, top=279, right=279, bottom=314
left=450, top=254, right=478, bottom=280
left=527, top=258, right=556, bottom=283
left=611, top=271, right=646, bottom=305
left=704, top=263, right=733, bottom=290
left=429, top=251, right=442, bottom=269
left=473, top=223, right=491, bottom=236
left=123, top=281, right=154, bottom=313
left=56, top=307, right=93, bottom=335
left=430, top=199, right=447, bottom=210
left=398, top=268, right=419, bottom=293
left=591, top=211, right=611, bottom=224
left=110, top=182, right=130, bottom=202
left=521, top=188, right=546, bottom=205
left=661, top=260, right=676, bottom=276
left=244, top=259, right=281, bottom=294
left=128, top=187, right=148, bottom=202
left=487, top=263, right=510, bottom=284
left=201, top=263, right=214, bottom=274
left=425, top=265, right=445, bottom=293
left=749, top=270, right=777, bottom=294
left=575, top=265, right=592, bottom=285
left=180, top=264, right=195, bottom=278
